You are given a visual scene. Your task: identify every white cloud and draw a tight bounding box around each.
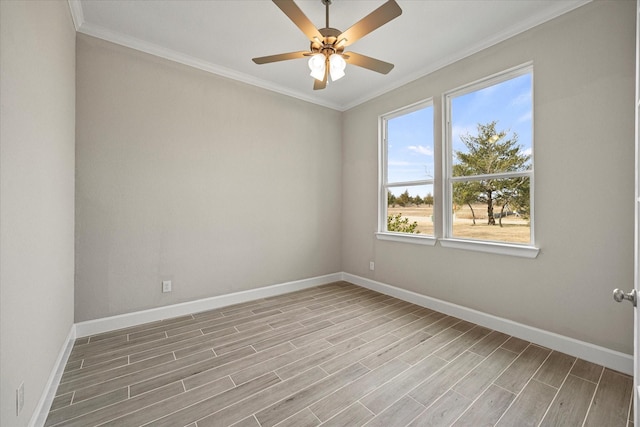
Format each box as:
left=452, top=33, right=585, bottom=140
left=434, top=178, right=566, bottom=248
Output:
left=388, top=160, right=412, bottom=166
left=511, top=90, right=532, bottom=106
left=451, top=124, right=474, bottom=142
left=407, top=145, right=433, bottom=156
left=516, top=111, right=532, bottom=124
left=521, top=147, right=532, bottom=156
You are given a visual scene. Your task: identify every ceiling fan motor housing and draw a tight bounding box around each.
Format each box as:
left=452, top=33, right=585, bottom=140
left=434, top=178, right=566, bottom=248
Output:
left=252, top=0, right=402, bottom=89
left=310, top=27, right=345, bottom=56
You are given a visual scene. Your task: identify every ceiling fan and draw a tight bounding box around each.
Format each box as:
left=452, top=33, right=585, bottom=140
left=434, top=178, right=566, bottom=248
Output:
left=252, top=0, right=402, bottom=90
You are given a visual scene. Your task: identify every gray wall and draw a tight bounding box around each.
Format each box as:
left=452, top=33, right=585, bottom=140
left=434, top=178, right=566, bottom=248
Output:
left=75, top=35, right=343, bottom=322
left=342, top=1, right=636, bottom=355
left=0, top=1, right=76, bottom=426
left=1, top=3, right=633, bottom=424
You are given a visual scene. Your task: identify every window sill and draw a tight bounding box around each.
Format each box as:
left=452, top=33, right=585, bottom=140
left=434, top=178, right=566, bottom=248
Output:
left=439, top=238, right=539, bottom=258
left=375, top=233, right=539, bottom=258
left=375, top=232, right=437, bottom=246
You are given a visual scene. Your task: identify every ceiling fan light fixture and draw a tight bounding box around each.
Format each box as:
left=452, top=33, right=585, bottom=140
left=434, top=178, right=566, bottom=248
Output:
left=329, top=53, right=346, bottom=81
left=308, top=53, right=326, bottom=81
left=253, top=0, right=402, bottom=90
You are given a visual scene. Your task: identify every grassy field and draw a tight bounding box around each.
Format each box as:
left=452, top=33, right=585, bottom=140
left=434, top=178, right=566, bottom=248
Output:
left=388, top=203, right=530, bottom=244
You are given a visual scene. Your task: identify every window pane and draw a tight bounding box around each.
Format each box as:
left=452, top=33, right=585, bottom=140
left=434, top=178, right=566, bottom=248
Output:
left=387, top=106, right=434, bottom=183
left=451, top=73, right=532, bottom=176
left=387, top=185, right=434, bottom=235
left=452, top=177, right=530, bottom=244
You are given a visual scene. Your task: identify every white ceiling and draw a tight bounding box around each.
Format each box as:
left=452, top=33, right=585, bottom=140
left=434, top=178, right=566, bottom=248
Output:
left=70, top=0, right=590, bottom=111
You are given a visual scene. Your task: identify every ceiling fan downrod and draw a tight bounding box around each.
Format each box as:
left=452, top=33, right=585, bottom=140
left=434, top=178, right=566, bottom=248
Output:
left=322, top=0, right=331, bottom=29
left=311, top=0, right=345, bottom=58
left=252, top=0, right=401, bottom=90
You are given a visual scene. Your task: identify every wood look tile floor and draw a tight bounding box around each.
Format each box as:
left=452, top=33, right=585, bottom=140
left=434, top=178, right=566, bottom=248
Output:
left=46, top=281, right=634, bottom=427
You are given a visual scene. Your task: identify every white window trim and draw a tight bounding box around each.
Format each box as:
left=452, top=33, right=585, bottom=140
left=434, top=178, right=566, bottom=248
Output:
left=442, top=63, right=537, bottom=256
left=375, top=232, right=437, bottom=246
left=378, top=98, right=435, bottom=236
left=439, top=238, right=539, bottom=258
left=377, top=63, right=539, bottom=259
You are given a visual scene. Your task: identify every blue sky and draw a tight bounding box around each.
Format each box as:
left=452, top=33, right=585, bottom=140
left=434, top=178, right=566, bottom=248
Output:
left=387, top=72, right=532, bottom=197
left=451, top=73, right=532, bottom=158
left=387, top=106, right=434, bottom=185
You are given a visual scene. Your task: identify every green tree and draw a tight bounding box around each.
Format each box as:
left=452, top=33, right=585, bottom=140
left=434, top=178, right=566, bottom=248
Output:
left=414, top=195, right=424, bottom=206
left=453, top=180, right=478, bottom=225
left=496, top=176, right=530, bottom=226
left=454, top=121, right=530, bottom=226
left=387, top=191, right=397, bottom=207
left=387, top=213, right=420, bottom=234
left=424, top=193, right=434, bottom=207
left=398, top=189, right=411, bottom=207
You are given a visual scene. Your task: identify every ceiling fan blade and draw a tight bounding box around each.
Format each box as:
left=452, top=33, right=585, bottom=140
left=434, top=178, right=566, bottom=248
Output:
left=273, top=0, right=323, bottom=42
left=345, top=52, right=394, bottom=74
left=338, top=0, right=402, bottom=47
left=252, top=51, right=309, bottom=64
left=313, top=63, right=328, bottom=90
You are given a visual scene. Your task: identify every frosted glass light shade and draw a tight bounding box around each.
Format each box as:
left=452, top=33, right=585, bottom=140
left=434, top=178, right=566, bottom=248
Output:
left=329, top=54, right=346, bottom=81
left=308, top=54, right=326, bottom=81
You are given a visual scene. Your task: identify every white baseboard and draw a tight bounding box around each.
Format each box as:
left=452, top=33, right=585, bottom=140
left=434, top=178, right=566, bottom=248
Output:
left=31, top=272, right=632, bottom=426
left=75, top=273, right=343, bottom=338
left=71, top=271, right=633, bottom=375
left=29, top=324, right=76, bottom=427
left=343, top=272, right=633, bottom=375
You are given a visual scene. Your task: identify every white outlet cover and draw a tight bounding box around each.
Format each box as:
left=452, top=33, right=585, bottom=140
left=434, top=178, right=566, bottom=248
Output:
left=162, top=280, right=172, bottom=293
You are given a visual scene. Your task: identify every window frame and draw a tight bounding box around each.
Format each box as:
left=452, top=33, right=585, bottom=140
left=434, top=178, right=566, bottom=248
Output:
left=377, top=99, right=437, bottom=246
left=442, top=63, right=538, bottom=258
left=376, top=63, right=539, bottom=258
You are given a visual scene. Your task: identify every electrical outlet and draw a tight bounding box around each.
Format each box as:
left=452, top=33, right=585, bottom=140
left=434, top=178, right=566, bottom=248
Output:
left=369, top=261, right=375, bottom=271
left=162, top=280, right=172, bottom=293
left=16, top=382, right=24, bottom=415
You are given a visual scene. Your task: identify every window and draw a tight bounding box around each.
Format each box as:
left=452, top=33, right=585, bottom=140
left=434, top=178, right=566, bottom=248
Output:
left=379, top=101, right=436, bottom=244
left=445, top=65, right=534, bottom=248
left=378, top=64, right=538, bottom=257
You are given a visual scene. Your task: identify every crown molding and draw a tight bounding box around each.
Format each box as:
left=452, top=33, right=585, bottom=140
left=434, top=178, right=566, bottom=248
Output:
left=67, top=0, right=83, bottom=31
left=75, top=20, right=344, bottom=111
left=67, top=0, right=591, bottom=112
left=342, top=0, right=592, bottom=110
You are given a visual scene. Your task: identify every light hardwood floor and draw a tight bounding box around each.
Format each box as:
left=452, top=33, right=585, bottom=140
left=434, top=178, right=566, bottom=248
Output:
left=46, top=281, right=634, bottom=426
